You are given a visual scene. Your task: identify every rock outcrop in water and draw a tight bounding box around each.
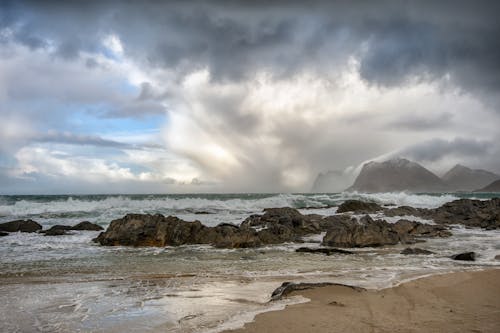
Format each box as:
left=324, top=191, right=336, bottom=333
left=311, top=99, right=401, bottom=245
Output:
left=42, top=221, right=103, bottom=236
left=94, top=208, right=359, bottom=248
left=322, top=215, right=451, bottom=248
left=426, top=198, right=500, bottom=229
left=336, top=200, right=383, bottom=213
left=0, top=219, right=42, bottom=233
left=94, top=198, right=498, bottom=249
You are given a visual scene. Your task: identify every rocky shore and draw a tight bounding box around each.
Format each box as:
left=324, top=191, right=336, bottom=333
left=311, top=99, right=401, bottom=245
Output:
left=91, top=198, right=499, bottom=250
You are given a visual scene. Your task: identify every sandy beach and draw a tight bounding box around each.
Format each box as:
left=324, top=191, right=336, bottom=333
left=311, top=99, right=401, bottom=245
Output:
left=226, top=269, right=500, bottom=333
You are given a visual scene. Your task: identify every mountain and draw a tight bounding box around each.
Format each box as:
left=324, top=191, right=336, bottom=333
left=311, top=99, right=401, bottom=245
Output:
left=311, top=170, right=354, bottom=193
left=346, top=158, right=446, bottom=193
left=475, top=179, right=500, bottom=192
left=442, top=164, right=499, bottom=191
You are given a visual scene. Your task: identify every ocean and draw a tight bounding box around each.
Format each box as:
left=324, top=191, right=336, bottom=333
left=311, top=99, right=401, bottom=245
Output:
left=1, top=192, right=499, bottom=332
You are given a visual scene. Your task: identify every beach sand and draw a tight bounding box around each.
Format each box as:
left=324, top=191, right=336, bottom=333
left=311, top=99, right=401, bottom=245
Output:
left=226, top=269, right=500, bottom=333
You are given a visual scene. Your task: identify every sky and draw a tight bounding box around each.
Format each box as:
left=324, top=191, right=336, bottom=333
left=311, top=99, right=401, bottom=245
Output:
left=0, top=0, right=499, bottom=194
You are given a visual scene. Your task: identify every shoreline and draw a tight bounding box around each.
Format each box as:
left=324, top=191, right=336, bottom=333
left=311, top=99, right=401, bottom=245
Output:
left=224, top=268, right=500, bottom=333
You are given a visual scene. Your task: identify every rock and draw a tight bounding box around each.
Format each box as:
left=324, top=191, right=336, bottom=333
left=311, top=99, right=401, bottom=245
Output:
left=393, top=219, right=452, bottom=241
left=336, top=200, right=383, bottom=213
left=0, top=231, right=8, bottom=237
left=321, top=216, right=451, bottom=248
left=0, top=219, right=42, bottom=233
left=296, top=247, right=353, bottom=255
left=271, top=282, right=365, bottom=301
left=428, top=198, right=500, bottom=229
left=451, top=252, right=476, bottom=261
left=44, top=228, right=70, bottom=236
left=71, top=221, right=103, bottom=231
left=400, top=248, right=434, bottom=255
left=494, top=255, right=500, bottom=260
left=94, top=212, right=305, bottom=248
left=384, top=205, right=426, bottom=217
left=94, top=214, right=208, bottom=247
left=322, top=215, right=400, bottom=248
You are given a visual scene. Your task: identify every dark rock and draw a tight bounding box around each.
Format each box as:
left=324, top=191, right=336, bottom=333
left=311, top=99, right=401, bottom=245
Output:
left=71, top=221, right=103, bottom=231
left=44, top=228, right=70, bottom=236
left=494, top=255, right=500, bottom=260
left=336, top=200, right=382, bottom=213
left=0, top=231, right=8, bottom=237
left=393, top=219, right=452, bottom=241
left=322, top=215, right=400, bottom=248
left=384, top=206, right=426, bottom=217
left=428, top=198, right=500, bottom=229
left=451, top=252, right=476, bottom=261
left=271, top=282, right=365, bottom=301
left=400, top=248, right=434, bottom=255
left=322, top=215, right=451, bottom=248
left=94, top=214, right=209, bottom=247
left=296, top=247, right=353, bottom=255
left=0, top=219, right=42, bottom=233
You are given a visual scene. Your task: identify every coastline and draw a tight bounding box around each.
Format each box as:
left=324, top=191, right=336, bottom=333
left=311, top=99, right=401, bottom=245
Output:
left=224, top=268, right=500, bottom=333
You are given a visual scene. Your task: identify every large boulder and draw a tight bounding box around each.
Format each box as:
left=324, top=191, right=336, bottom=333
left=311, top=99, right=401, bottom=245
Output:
left=0, top=231, right=8, bottom=237
left=0, top=219, right=42, bottom=233
left=94, top=214, right=207, bottom=246
left=392, top=219, right=452, bottom=241
left=322, top=215, right=400, bottom=248
left=336, top=200, right=383, bottom=214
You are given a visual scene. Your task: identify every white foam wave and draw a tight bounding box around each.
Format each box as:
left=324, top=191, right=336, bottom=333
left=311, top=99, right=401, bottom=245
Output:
left=341, top=191, right=459, bottom=208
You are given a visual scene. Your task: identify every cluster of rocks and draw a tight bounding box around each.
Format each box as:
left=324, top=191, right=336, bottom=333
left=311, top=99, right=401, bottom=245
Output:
left=93, top=207, right=451, bottom=249
left=337, top=198, right=500, bottom=230
left=0, top=220, right=102, bottom=236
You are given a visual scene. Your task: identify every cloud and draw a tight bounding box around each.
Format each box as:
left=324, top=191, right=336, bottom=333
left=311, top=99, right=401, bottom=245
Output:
left=1, top=1, right=499, bottom=193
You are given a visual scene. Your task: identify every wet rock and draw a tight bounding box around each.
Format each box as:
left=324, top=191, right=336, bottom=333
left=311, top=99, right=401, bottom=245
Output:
left=44, top=228, right=70, bottom=236
left=94, top=214, right=208, bottom=247
left=428, top=198, right=500, bottom=229
left=0, top=231, right=8, bottom=237
left=384, top=205, right=426, bottom=217
left=271, top=282, right=365, bottom=301
left=296, top=247, right=353, bottom=255
left=94, top=212, right=302, bottom=248
left=451, top=252, right=476, bottom=261
left=322, top=215, right=400, bottom=248
left=322, top=215, right=451, bottom=248
left=494, top=255, right=500, bottom=260
left=393, top=219, right=452, bottom=241
left=72, top=221, right=103, bottom=231
left=0, top=219, right=42, bottom=233
left=400, top=248, right=434, bottom=255
left=336, top=200, right=383, bottom=213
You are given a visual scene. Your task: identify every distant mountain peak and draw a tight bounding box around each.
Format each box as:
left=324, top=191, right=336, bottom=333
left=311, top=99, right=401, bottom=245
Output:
left=347, top=158, right=445, bottom=193
left=442, top=164, right=499, bottom=191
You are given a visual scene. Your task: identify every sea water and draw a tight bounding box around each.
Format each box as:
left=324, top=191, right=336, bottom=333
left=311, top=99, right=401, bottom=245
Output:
left=0, top=192, right=499, bottom=332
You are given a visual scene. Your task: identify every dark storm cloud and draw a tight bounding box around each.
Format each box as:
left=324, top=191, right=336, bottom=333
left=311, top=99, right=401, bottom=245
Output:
left=2, top=1, right=499, bottom=94
left=396, top=137, right=491, bottom=163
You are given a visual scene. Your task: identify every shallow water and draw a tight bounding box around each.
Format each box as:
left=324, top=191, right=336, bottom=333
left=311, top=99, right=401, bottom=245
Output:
left=0, top=192, right=499, bottom=332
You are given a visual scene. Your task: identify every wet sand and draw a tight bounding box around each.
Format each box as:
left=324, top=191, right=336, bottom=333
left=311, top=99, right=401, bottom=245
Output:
left=226, top=269, right=500, bottom=333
